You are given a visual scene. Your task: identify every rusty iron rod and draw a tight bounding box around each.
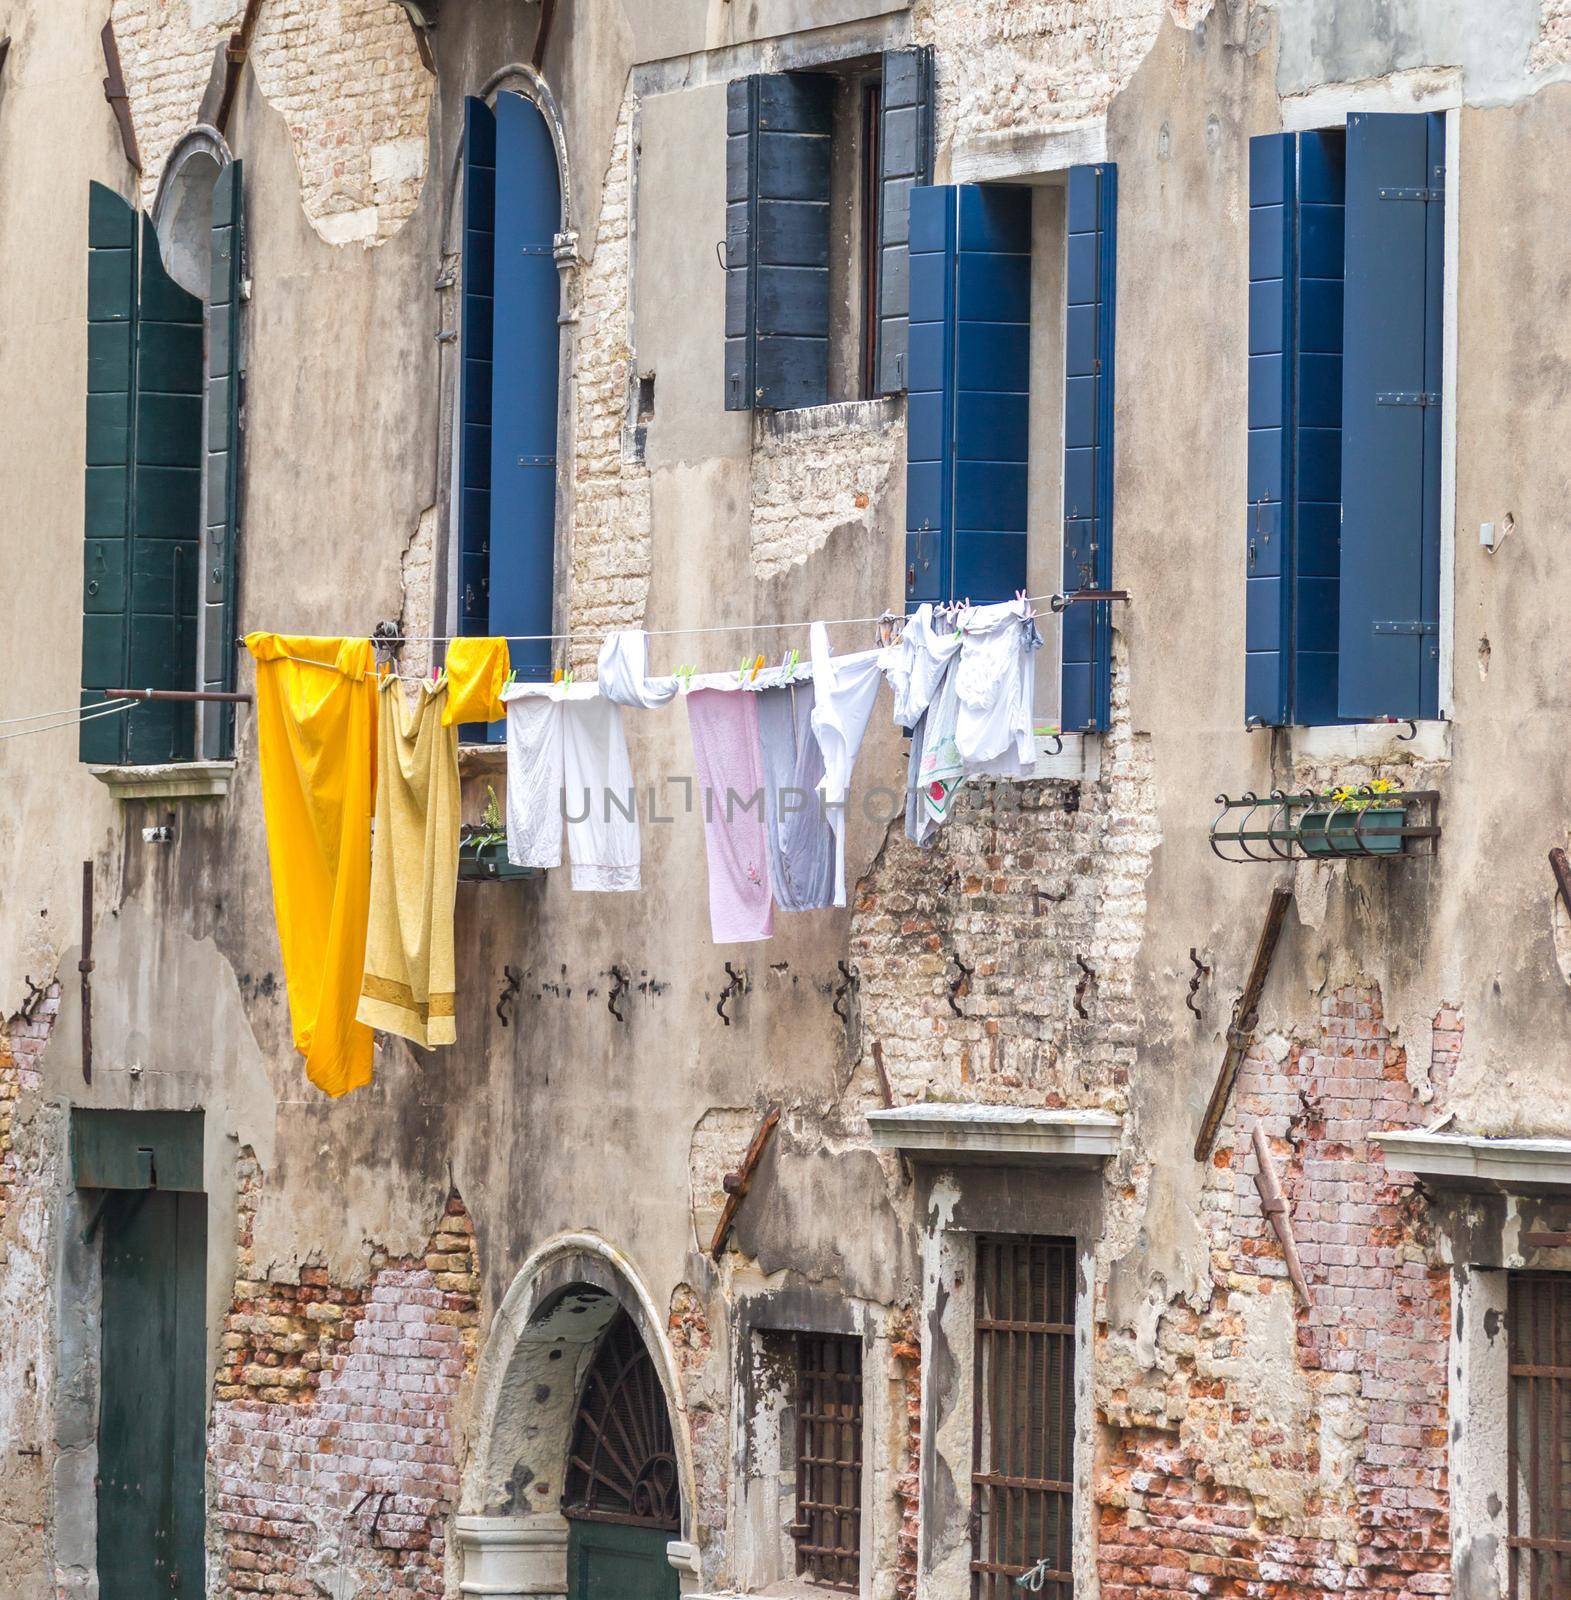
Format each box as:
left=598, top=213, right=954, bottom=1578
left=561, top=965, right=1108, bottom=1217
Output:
left=1552, top=848, right=1571, bottom=913
left=79, top=861, right=94, bottom=1085
left=709, top=1105, right=780, bottom=1260
left=106, top=687, right=252, bottom=704
left=1251, top=1122, right=1312, bottom=1308
left=1194, top=885, right=1293, bottom=1160
left=100, top=21, right=140, bottom=171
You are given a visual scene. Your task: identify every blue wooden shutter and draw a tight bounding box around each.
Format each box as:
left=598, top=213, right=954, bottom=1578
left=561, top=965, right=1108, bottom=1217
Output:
left=201, top=160, right=243, bottom=759
left=724, top=73, right=832, bottom=412
left=127, top=212, right=204, bottom=763
left=489, top=90, right=561, bottom=687
left=82, top=183, right=137, bottom=763
left=903, top=184, right=1030, bottom=609
left=874, top=46, right=934, bottom=395
left=1246, top=132, right=1345, bottom=727
left=1061, top=163, right=1117, bottom=734
left=458, top=96, right=496, bottom=653
left=1337, top=111, right=1444, bottom=722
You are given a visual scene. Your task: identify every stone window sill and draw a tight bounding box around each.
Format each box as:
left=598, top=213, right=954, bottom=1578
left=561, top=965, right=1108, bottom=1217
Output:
left=866, top=1103, right=1122, bottom=1166
left=758, top=396, right=901, bottom=441
left=88, top=760, right=235, bottom=800
left=1379, top=1130, right=1571, bottom=1194
left=1285, top=719, right=1451, bottom=765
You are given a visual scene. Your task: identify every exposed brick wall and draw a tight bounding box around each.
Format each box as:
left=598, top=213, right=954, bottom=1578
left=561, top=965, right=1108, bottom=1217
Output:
left=913, top=0, right=1208, bottom=154
left=210, top=1166, right=480, bottom=1598
left=888, top=1308, right=922, bottom=1600
left=749, top=406, right=903, bottom=581
left=1097, top=986, right=1452, bottom=1600
left=110, top=0, right=432, bottom=244
left=669, top=1282, right=729, bottom=1559
left=0, top=984, right=55, bottom=1232
left=567, top=93, right=652, bottom=670
left=1533, top=0, right=1571, bottom=68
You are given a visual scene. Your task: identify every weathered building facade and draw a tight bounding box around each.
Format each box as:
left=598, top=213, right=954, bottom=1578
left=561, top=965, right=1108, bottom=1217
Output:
left=2, top=1, right=1570, bottom=1597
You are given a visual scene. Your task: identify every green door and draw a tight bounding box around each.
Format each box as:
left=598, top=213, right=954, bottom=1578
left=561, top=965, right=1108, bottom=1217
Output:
left=567, top=1519, right=679, bottom=1600
left=97, top=1188, right=207, bottom=1600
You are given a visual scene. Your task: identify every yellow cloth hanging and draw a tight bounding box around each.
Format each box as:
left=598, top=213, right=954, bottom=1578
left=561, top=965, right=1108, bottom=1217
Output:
left=245, top=634, right=378, bottom=1098
left=357, top=677, right=460, bottom=1047
left=441, top=636, right=510, bottom=725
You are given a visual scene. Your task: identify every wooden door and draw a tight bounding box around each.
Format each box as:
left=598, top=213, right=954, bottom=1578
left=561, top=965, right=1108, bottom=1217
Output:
left=567, top=1519, right=679, bottom=1600
left=97, top=1188, right=207, bottom=1600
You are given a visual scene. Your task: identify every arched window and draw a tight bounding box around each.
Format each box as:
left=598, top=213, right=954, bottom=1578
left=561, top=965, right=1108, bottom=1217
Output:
left=457, top=85, right=564, bottom=737
left=562, top=1310, right=681, bottom=1531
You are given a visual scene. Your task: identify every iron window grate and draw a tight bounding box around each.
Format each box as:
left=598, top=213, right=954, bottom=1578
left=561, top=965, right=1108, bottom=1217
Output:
left=971, top=1236, right=1078, bottom=1600
left=794, top=1332, right=864, bottom=1591
left=1509, top=1271, right=1571, bottom=1598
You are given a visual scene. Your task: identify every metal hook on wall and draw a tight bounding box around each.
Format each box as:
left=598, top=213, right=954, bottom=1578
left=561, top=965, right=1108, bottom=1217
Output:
left=1073, top=954, right=1095, bottom=1020
left=946, top=951, right=973, bottom=1016
left=833, top=960, right=859, bottom=1024
left=1186, top=948, right=1210, bottom=1020
left=496, top=964, right=522, bottom=1027
left=717, top=962, right=746, bottom=1026
left=607, top=964, right=629, bottom=1023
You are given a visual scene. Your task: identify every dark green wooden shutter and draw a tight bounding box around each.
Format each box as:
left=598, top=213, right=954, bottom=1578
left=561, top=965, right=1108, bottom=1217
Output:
left=82, top=184, right=138, bottom=764
left=97, top=1188, right=207, bottom=1600
left=201, top=160, right=242, bottom=758
left=903, top=183, right=1030, bottom=608
left=127, top=212, right=203, bottom=763
left=1337, top=111, right=1444, bottom=722
left=724, top=73, right=833, bottom=412
left=874, top=46, right=934, bottom=395
left=1060, top=163, right=1117, bottom=735
left=1246, top=132, right=1345, bottom=727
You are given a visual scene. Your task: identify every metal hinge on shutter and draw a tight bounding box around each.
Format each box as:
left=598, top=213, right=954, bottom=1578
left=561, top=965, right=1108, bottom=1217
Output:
left=1372, top=620, right=1438, bottom=635
left=1380, top=168, right=1443, bottom=203
left=1376, top=391, right=1440, bottom=407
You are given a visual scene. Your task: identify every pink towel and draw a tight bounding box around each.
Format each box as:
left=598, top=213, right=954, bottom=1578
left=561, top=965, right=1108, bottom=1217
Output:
left=687, top=688, right=774, bottom=943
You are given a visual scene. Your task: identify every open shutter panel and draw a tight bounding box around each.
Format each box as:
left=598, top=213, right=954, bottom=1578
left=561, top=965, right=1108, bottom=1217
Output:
left=903, top=184, right=1030, bottom=609
left=201, top=159, right=242, bottom=759
left=904, top=183, right=954, bottom=603
left=128, top=212, right=204, bottom=764
left=1245, top=132, right=1345, bottom=727
left=459, top=96, right=496, bottom=645
left=1061, top=163, right=1116, bottom=734
left=488, top=89, right=561, bottom=687
left=1337, top=111, right=1444, bottom=722
left=725, top=73, right=833, bottom=412
left=951, top=185, right=1030, bottom=603
left=874, top=46, right=934, bottom=396
left=82, top=184, right=138, bottom=764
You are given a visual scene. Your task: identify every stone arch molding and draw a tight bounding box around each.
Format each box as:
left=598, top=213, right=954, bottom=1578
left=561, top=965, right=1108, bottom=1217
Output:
left=151, top=125, right=231, bottom=297
left=461, top=1233, right=699, bottom=1543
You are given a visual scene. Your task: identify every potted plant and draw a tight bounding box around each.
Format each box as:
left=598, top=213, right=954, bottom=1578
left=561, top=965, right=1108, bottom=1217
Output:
left=459, top=787, right=534, bottom=881
left=1298, top=779, right=1407, bottom=857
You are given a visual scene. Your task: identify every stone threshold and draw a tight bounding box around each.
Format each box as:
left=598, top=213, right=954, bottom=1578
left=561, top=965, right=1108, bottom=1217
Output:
left=866, top=1103, right=1122, bottom=1166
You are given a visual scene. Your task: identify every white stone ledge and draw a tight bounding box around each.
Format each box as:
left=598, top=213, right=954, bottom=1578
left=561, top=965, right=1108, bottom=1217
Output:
left=1379, top=1130, right=1571, bottom=1194
left=757, top=396, right=901, bottom=441
left=866, top=1104, right=1122, bottom=1166
left=1288, top=719, right=1451, bottom=765
left=88, top=760, right=235, bottom=800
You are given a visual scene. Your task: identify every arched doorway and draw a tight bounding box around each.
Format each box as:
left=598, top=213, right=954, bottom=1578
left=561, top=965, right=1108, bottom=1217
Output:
left=457, top=1235, right=698, bottom=1599
left=562, top=1310, right=680, bottom=1598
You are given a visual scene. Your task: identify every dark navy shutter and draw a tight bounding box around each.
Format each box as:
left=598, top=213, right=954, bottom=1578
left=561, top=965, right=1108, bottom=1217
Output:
left=82, top=184, right=137, bottom=764
left=904, top=183, right=953, bottom=603
left=458, top=95, right=496, bottom=654
left=1061, top=163, right=1116, bottom=734
left=874, top=46, right=934, bottom=395
left=201, top=160, right=242, bottom=759
left=127, top=212, right=204, bottom=763
left=1246, top=132, right=1345, bottom=727
left=489, top=89, right=561, bottom=688
left=724, top=73, right=832, bottom=412
left=903, top=184, right=1030, bottom=609
left=1337, top=111, right=1444, bottom=722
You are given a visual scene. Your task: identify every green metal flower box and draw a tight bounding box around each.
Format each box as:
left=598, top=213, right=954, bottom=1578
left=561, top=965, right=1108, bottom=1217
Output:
left=1298, top=806, right=1406, bottom=857
left=457, top=836, right=537, bottom=882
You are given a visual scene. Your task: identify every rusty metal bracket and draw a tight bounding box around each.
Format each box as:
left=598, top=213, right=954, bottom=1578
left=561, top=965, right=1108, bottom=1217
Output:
left=79, top=861, right=94, bottom=1084
left=833, top=960, right=859, bottom=1024
left=100, top=21, right=140, bottom=172
left=709, top=1104, right=780, bottom=1259
left=1552, top=849, right=1571, bottom=916
left=1073, top=954, right=1095, bottom=1020
left=1251, top=1122, right=1312, bottom=1308
left=1522, top=1230, right=1571, bottom=1249
left=946, top=952, right=972, bottom=1016
left=606, top=965, right=628, bottom=1023
left=717, top=962, right=746, bottom=1027
left=1194, top=885, right=1293, bottom=1160
left=1033, top=884, right=1069, bottom=914
left=1186, top=947, right=1210, bottom=1020
left=392, top=1, right=437, bottom=72
left=204, top=0, right=266, bottom=134
left=495, top=964, right=522, bottom=1028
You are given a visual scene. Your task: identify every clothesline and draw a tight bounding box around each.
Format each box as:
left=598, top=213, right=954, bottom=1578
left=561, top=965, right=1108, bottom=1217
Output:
left=0, top=699, right=134, bottom=743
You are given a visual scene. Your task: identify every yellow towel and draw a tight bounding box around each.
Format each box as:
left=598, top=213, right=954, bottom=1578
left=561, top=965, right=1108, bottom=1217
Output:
left=442, top=636, right=510, bottom=726
left=356, top=676, right=460, bottom=1047
left=245, top=634, right=377, bottom=1098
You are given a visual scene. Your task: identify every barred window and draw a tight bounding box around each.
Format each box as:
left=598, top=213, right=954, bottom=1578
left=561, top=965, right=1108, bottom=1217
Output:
left=972, top=1236, right=1078, bottom=1600
left=793, top=1333, right=863, bottom=1590
left=1509, top=1271, right=1571, bottom=1597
